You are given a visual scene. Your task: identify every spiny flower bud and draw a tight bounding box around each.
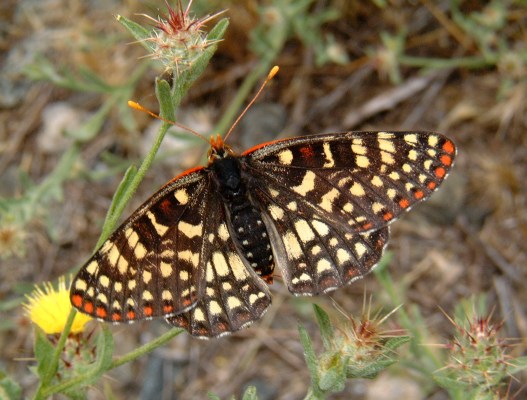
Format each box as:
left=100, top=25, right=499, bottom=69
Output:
left=142, top=0, right=222, bottom=75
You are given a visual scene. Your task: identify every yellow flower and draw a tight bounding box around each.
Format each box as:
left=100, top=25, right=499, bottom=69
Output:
left=24, top=276, right=92, bottom=334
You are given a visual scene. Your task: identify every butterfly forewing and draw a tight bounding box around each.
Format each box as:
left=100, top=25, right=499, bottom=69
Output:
left=166, top=193, right=271, bottom=338
left=70, top=169, right=210, bottom=322
left=244, top=131, right=455, bottom=233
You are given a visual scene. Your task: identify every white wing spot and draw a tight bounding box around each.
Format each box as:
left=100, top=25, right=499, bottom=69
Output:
left=295, top=219, right=315, bottom=242
left=312, top=220, right=330, bottom=236
left=278, top=149, right=294, bottom=165
left=292, top=171, right=316, bottom=196
left=284, top=232, right=303, bottom=260
left=174, top=189, right=189, bottom=205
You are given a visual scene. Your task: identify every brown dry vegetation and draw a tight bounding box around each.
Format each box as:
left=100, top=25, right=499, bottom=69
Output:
left=1, top=0, right=526, bottom=399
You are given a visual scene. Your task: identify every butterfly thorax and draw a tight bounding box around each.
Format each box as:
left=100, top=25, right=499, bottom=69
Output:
left=208, top=148, right=274, bottom=284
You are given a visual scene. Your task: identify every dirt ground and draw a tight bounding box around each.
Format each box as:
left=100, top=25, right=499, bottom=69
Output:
left=1, top=1, right=526, bottom=399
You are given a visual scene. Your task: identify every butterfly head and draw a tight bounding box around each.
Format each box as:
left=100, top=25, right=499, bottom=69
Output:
left=208, top=134, right=235, bottom=162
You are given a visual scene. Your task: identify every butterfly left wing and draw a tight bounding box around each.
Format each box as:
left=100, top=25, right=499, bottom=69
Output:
left=166, top=191, right=272, bottom=338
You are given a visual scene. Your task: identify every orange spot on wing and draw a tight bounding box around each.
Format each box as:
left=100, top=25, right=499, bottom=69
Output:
left=183, top=298, right=193, bottom=307
left=96, top=307, right=107, bottom=318
left=71, top=294, right=83, bottom=308
left=112, top=313, right=122, bottom=322
left=383, top=212, right=393, bottom=221
left=427, top=181, right=437, bottom=190
left=84, top=301, right=94, bottom=314
left=300, top=145, right=315, bottom=158
left=399, top=198, right=410, bottom=209
left=442, top=140, right=455, bottom=154
left=362, top=222, right=373, bottom=230
left=435, top=167, right=446, bottom=178
left=440, top=154, right=452, bottom=166
left=163, top=305, right=174, bottom=314
left=126, top=310, right=136, bottom=320
left=144, top=306, right=153, bottom=316
left=414, top=190, right=424, bottom=199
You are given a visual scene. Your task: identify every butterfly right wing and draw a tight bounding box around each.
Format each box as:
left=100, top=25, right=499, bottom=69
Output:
left=70, top=168, right=212, bottom=322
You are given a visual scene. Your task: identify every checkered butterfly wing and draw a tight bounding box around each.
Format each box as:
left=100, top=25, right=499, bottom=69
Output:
left=241, top=131, right=455, bottom=294
left=70, top=169, right=212, bottom=322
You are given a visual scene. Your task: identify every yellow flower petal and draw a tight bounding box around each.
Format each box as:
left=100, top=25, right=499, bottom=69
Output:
left=24, top=276, right=92, bottom=334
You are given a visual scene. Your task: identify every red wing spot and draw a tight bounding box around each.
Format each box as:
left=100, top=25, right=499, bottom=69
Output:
left=96, top=307, right=107, bottom=318
left=182, top=298, right=193, bottom=307
left=383, top=212, right=393, bottom=221
left=163, top=305, right=174, bottom=314
left=442, top=140, right=455, bottom=154
left=362, top=222, right=373, bottom=230
left=111, top=313, right=122, bottom=322
left=261, top=274, right=274, bottom=284
left=71, top=294, right=83, bottom=308
left=217, top=322, right=228, bottom=332
left=427, top=181, right=437, bottom=190
left=300, top=145, right=315, bottom=158
left=414, top=190, right=424, bottom=200
left=161, top=199, right=172, bottom=212
left=399, top=198, right=410, bottom=209
left=126, top=310, right=136, bottom=320
left=84, top=301, right=94, bottom=314
left=435, top=167, right=446, bottom=178
left=440, top=154, right=452, bottom=166
left=144, top=306, right=153, bottom=317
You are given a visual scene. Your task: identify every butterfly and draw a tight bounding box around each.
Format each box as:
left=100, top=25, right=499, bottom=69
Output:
left=70, top=129, right=455, bottom=338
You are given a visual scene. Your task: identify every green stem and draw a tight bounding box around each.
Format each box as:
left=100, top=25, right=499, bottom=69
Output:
left=41, top=328, right=183, bottom=397
left=399, top=55, right=496, bottom=70
left=33, top=309, right=77, bottom=400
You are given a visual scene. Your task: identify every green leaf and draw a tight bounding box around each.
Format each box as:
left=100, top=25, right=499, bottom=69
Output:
left=433, top=374, right=470, bottom=390
left=383, top=335, right=412, bottom=351
left=318, top=360, right=346, bottom=392
left=207, top=394, right=221, bottom=400
left=155, top=79, right=175, bottom=122
left=116, top=15, right=154, bottom=52
left=241, top=386, right=259, bottom=400
left=207, top=18, right=230, bottom=42
left=347, top=358, right=397, bottom=379
left=312, top=304, right=334, bottom=350
left=34, top=328, right=56, bottom=383
left=0, top=374, right=22, bottom=400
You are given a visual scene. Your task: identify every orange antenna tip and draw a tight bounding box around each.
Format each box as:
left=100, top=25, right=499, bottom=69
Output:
left=268, top=66, right=279, bottom=79
left=128, top=101, right=144, bottom=111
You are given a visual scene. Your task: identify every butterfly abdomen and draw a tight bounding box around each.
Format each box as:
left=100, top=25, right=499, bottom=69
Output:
left=209, top=152, right=274, bottom=283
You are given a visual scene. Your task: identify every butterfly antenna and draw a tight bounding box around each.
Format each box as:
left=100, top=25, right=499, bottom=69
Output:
left=128, top=101, right=209, bottom=144
left=223, top=66, right=279, bottom=143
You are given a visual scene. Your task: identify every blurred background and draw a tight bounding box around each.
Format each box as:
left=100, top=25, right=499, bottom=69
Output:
left=1, top=0, right=526, bottom=399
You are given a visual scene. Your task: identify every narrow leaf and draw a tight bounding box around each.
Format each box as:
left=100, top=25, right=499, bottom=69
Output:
left=116, top=15, right=154, bottom=52
left=312, top=304, right=334, bottom=350
left=34, top=328, right=56, bottom=383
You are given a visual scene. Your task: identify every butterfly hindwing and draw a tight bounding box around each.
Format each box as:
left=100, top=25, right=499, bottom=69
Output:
left=166, top=194, right=271, bottom=338
left=70, top=169, right=210, bottom=322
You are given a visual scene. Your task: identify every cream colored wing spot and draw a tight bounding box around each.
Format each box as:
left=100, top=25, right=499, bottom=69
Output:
left=336, top=248, right=351, bottom=265
left=389, top=171, right=400, bottom=181
left=107, top=245, right=120, bottom=267
left=427, top=149, right=437, bottom=157
left=126, top=228, right=140, bottom=248
left=402, top=163, right=412, bottom=173
left=329, top=238, right=338, bottom=247
left=269, top=205, right=285, bottom=220
left=147, top=211, right=169, bottom=236
left=351, top=142, right=367, bottom=155
left=112, top=300, right=121, bottom=310
left=387, top=188, right=397, bottom=200
left=209, top=300, right=222, bottom=316
left=319, top=188, right=339, bottom=212
left=380, top=150, right=395, bottom=165
left=428, top=135, right=438, bottom=147
left=356, top=155, right=370, bottom=168
left=408, top=149, right=418, bottom=161
left=222, top=282, right=232, bottom=290
left=117, top=257, right=129, bottom=275
left=87, top=287, right=95, bottom=297
left=278, top=149, right=294, bottom=165
left=350, top=182, right=366, bottom=197
left=75, top=280, right=87, bottom=291
left=160, top=261, right=173, bottom=278
left=317, top=258, right=332, bottom=273
left=404, top=133, right=418, bottom=144
left=178, top=221, right=203, bottom=238
left=99, top=275, right=110, bottom=288
left=162, top=249, right=175, bottom=258
left=372, top=202, right=384, bottom=214
left=86, top=260, right=99, bottom=275
left=133, top=242, right=148, bottom=260
left=174, top=188, right=189, bottom=205
left=424, top=159, right=433, bottom=170
left=312, top=220, right=330, bottom=236
left=194, top=308, right=206, bottom=322
left=371, top=176, right=383, bottom=187
left=287, top=201, right=298, bottom=211
left=294, top=219, right=315, bottom=242
left=178, top=250, right=199, bottom=267
left=418, top=174, right=428, bottom=183
left=114, top=282, right=123, bottom=292
left=206, top=287, right=215, bottom=296
left=142, top=290, right=154, bottom=301
left=284, top=231, right=303, bottom=260
left=162, top=290, right=173, bottom=300
left=128, top=280, right=137, bottom=290
left=323, top=142, right=335, bottom=168
left=378, top=138, right=396, bottom=152
left=377, top=132, right=395, bottom=139
left=343, top=203, right=354, bottom=213
left=228, top=252, right=249, bottom=281
left=355, top=242, right=367, bottom=259
left=311, top=245, right=322, bottom=255
left=143, top=270, right=152, bottom=284
left=292, top=171, right=316, bottom=196
left=269, top=188, right=279, bottom=198
left=212, top=252, right=230, bottom=277
left=249, top=292, right=265, bottom=305
left=218, top=223, right=230, bottom=242
left=96, top=293, right=108, bottom=304
left=292, top=273, right=312, bottom=284
left=227, top=296, right=242, bottom=309
left=405, top=182, right=415, bottom=192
